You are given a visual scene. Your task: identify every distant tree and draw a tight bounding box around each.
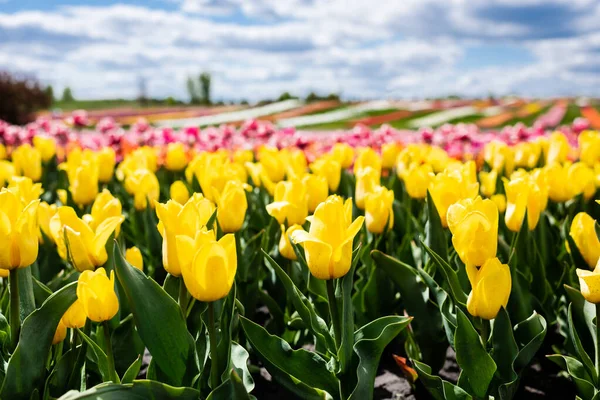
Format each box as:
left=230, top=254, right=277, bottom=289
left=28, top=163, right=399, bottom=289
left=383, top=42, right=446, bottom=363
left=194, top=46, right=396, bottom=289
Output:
left=240, top=99, right=249, bottom=105
left=61, top=87, right=75, bottom=102
left=137, top=76, right=148, bottom=107
left=306, top=91, right=318, bottom=102
left=277, top=92, right=297, bottom=101
left=165, top=96, right=176, bottom=106
left=45, top=85, right=54, bottom=104
left=326, top=92, right=341, bottom=102
left=199, top=72, right=211, bottom=105
left=0, top=71, right=52, bottom=124
left=186, top=76, right=199, bottom=104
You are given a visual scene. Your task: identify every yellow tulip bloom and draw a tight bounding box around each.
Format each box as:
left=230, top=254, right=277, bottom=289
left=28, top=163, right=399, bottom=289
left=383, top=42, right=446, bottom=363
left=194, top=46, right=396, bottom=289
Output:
left=355, top=166, right=380, bottom=210
left=478, top=170, right=497, bottom=198
left=52, top=320, right=67, bottom=345
left=279, top=224, right=303, bottom=261
left=7, top=176, right=43, bottom=204
left=302, top=174, right=329, bottom=213
left=69, top=160, right=99, bottom=207
left=97, top=147, right=116, bottom=183
left=49, top=206, right=124, bottom=272
left=125, top=169, right=160, bottom=210
left=232, top=149, right=254, bottom=165
left=282, top=148, right=307, bottom=179
left=61, top=299, right=87, bottom=329
left=354, top=147, right=382, bottom=176
left=214, top=180, right=249, bottom=233
left=77, top=267, right=119, bottom=322
left=570, top=212, right=600, bottom=268
left=579, top=130, right=600, bottom=167
left=33, top=135, right=56, bottom=162
left=577, top=260, right=600, bottom=303
left=546, top=131, right=569, bottom=165
left=466, top=258, right=511, bottom=320
left=428, top=167, right=479, bottom=227
left=365, top=186, right=394, bottom=234
left=257, top=147, right=286, bottom=183
left=490, top=194, right=507, bottom=213
left=125, top=246, right=144, bottom=271
left=0, top=190, right=39, bottom=270
left=12, top=144, right=42, bottom=182
left=399, top=163, right=434, bottom=200
left=330, top=143, right=354, bottom=169
left=310, top=156, right=342, bottom=192
left=170, top=181, right=190, bottom=204
left=483, top=141, right=514, bottom=176
left=186, top=153, right=246, bottom=202
left=165, top=143, right=188, bottom=171
left=38, top=201, right=58, bottom=243
left=447, top=196, right=498, bottom=267
left=381, top=142, right=402, bottom=169
left=176, top=228, right=237, bottom=302
left=292, top=195, right=364, bottom=280
left=0, top=143, right=6, bottom=160
left=0, top=160, right=15, bottom=187
left=266, top=179, right=308, bottom=226
left=503, top=175, right=544, bottom=232
left=83, top=189, right=122, bottom=234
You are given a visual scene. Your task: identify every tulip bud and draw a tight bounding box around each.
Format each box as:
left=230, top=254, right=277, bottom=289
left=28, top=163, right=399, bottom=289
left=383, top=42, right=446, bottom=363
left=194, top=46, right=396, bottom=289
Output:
left=279, top=224, right=303, bottom=260
left=310, top=156, right=342, bottom=192
left=266, top=179, right=308, bottom=226
left=546, top=131, right=569, bottom=165
left=125, top=169, right=160, bottom=210
left=84, top=189, right=122, bottom=236
left=381, top=143, right=402, bottom=170
left=69, top=160, right=99, bottom=207
left=399, top=163, right=433, bottom=199
left=570, top=212, right=600, bottom=268
left=165, top=143, right=188, bottom=171
left=0, top=160, right=15, bottom=187
left=478, top=170, right=497, bottom=198
left=176, top=228, right=237, bottom=302
left=577, top=261, right=600, bottom=303
left=38, top=201, right=58, bottom=243
left=0, top=189, right=40, bottom=270
left=330, top=143, right=354, bottom=169
left=170, top=181, right=190, bottom=204
left=447, top=197, right=498, bottom=267
left=126, top=246, right=144, bottom=271
left=428, top=167, right=479, bottom=228
left=97, top=147, right=116, bottom=183
left=579, top=130, right=600, bottom=167
left=52, top=320, right=67, bottom=345
left=258, top=147, right=285, bottom=183
left=292, top=195, right=364, bottom=280
left=12, top=144, right=42, bottom=182
left=214, top=180, right=248, bottom=233
left=503, top=174, right=544, bottom=232
left=466, top=258, right=511, bottom=320
left=302, top=174, right=329, bottom=213
left=8, top=176, right=43, bottom=204
left=77, top=267, right=119, bottom=322
left=355, top=167, right=380, bottom=210
left=365, top=186, right=394, bottom=234
left=62, top=299, right=87, bottom=329
left=33, top=135, right=56, bottom=163
left=232, top=149, right=254, bottom=165
left=490, top=194, right=506, bottom=213
left=282, top=148, right=307, bottom=179
left=354, top=147, right=382, bottom=177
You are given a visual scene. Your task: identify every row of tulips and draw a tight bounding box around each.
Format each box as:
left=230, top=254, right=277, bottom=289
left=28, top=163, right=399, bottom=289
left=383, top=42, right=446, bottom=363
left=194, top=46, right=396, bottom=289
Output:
left=0, top=124, right=598, bottom=399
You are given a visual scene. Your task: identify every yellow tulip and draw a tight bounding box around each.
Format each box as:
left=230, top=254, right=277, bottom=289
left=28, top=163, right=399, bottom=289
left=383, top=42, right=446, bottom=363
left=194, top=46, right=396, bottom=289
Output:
left=330, top=143, right=354, bottom=169
left=428, top=167, right=479, bottom=227
left=214, top=180, right=248, bottom=233
left=69, top=160, right=99, bottom=207
left=0, top=160, right=15, bottom=187
left=257, top=147, right=286, bottom=183
left=170, top=181, right=190, bottom=204
left=186, top=153, right=246, bottom=202
left=396, top=145, right=427, bottom=174
left=0, top=190, right=39, bottom=269
left=503, top=175, right=544, bottom=232
left=426, top=146, right=451, bottom=173
left=292, top=195, right=364, bottom=280
left=232, top=149, right=254, bottom=165
left=365, top=186, right=394, bottom=234
left=302, top=174, right=329, bottom=213
left=266, top=179, right=308, bottom=226
left=569, top=162, right=596, bottom=200
left=155, top=196, right=215, bottom=277
left=579, top=131, right=600, bottom=167
left=7, top=176, right=43, bottom=204
left=125, top=169, right=160, bottom=210
left=57, top=189, right=67, bottom=205
left=83, top=189, right=122, bottom=234
left=354, top=147, right=382, bottom=176
left=12, top=144, right=42, bottom=182
left=61, top=299, right=87, bottom=329
left=165, top=143, right=188, bottom=171
left=310, top=156, right=341, bottom=192
left=513, top=142, right=542, bottom=169
left=529, top=168, right=549, bottom=211
left=546, top=131, right=569, bottom=165
left=355, top=167, right=380, bottom=210
left=577, top=260, right=600, bottom=303
left=245, top=162, right=276, bottom=195
left=279, top=224, right=303, bottom=260
left=38, top=201, right=58, bottom=243
left=546, top=162, right=595, bottom=202
left=282, top=148, right=307, bottom=179
left=176, top=228, right=237, bottom=302
left=97, top=147, right=116, bottom=183
left=52, top=320, right=67, bottom=345
left=478, top=170, right=497, bottom=198
left=399, top=163, right=434, bottom=199
left=483, top=141, right=514, bottom=175
left=570, top=212, right=600, bottom=268
left=77, top=267, right=119, bottom=322
left=49, top=206, right=124, bottom=272
left=466, top=258, right=511, bottom=320
left=33, top=135, right=56, bottom=162
left=125, top=246, right=144, bottom=270
left=447, top=196, right=498, bottom=267
left=490, top=194, right=507, bottom=213
left=116, top=147, right=158, bottom=180
left=0, top=143, right=5, bottom=160
left=381, top=143, right=402, bottom=169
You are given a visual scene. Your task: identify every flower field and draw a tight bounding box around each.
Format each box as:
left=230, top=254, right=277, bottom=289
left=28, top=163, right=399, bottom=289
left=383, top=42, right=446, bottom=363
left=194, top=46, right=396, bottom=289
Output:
left=0, top=111, right=599, bottom=399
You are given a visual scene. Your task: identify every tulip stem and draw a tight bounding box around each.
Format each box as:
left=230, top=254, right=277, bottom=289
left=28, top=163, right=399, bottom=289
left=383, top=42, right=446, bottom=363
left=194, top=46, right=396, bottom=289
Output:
left=102, top=321, right=119, bottom=383
left=326, top=279, right=341, bottom=350
left=9, top=269, right=20, bottom=351
left=178, top=278, right=188, bottom=317
left=208, top=302, right=220, bottom=390
left=596, top=304, right=600, bottom=386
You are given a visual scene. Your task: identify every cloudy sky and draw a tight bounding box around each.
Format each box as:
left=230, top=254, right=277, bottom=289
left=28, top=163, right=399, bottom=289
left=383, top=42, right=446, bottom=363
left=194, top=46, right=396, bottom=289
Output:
left=0, top=0, right=599, bottom=101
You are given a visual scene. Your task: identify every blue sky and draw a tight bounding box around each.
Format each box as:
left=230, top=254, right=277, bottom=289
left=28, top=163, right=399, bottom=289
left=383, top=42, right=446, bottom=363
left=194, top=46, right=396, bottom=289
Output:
left=0, top=0, right=599, bottom=101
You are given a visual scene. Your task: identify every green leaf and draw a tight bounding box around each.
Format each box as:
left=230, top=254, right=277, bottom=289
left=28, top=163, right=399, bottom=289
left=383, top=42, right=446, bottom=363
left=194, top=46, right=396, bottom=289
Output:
left=491, top=307, right=518, bottom=384
left=547, top=355, right=595, bottom=400
left=207, top=369, right=254, bottom=400
left=338, top=253, right=357, bottom=374
left=421, top=242, right=468, bottom=306
left=76, top=328, right=115, bottom=383
left=413, top=360, right=472, bottom=400
left=565, top=285, right=597, bottom=350
left=32, top=276, right=53, bottom=305
left=112, top=242, right=197, bottom=387
left=230, top=342, right=254, bottom=393
left=567, top=304, right=596, bottom=382
left=17, top=267, right=36, bottom=321
left=513, top=312, right=547, bottom=371
left=111, top=315, right=144, bottom=377
left=121, top=356, right=142, bottom=384
left=425, top=190, right=448, bottom=261
left=240, top=316, right=339, bottom=397
left=454, top=309, right=496, bottom=398
left=261, top=250, right=335, bottom=352
left=1, top=282, right=77, bottom=399
left=162, top=274, right=180, bottom=302
left=348, top=316, right=412, bottom=400
left=58, top=380, right=201, bottom=399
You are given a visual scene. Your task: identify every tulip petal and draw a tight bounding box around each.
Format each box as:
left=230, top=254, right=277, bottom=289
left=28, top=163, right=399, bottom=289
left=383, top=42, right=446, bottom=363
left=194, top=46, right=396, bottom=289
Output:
left=92, top=216, right=125, bottom=264
left=65, top=226, right=95, bottom=271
